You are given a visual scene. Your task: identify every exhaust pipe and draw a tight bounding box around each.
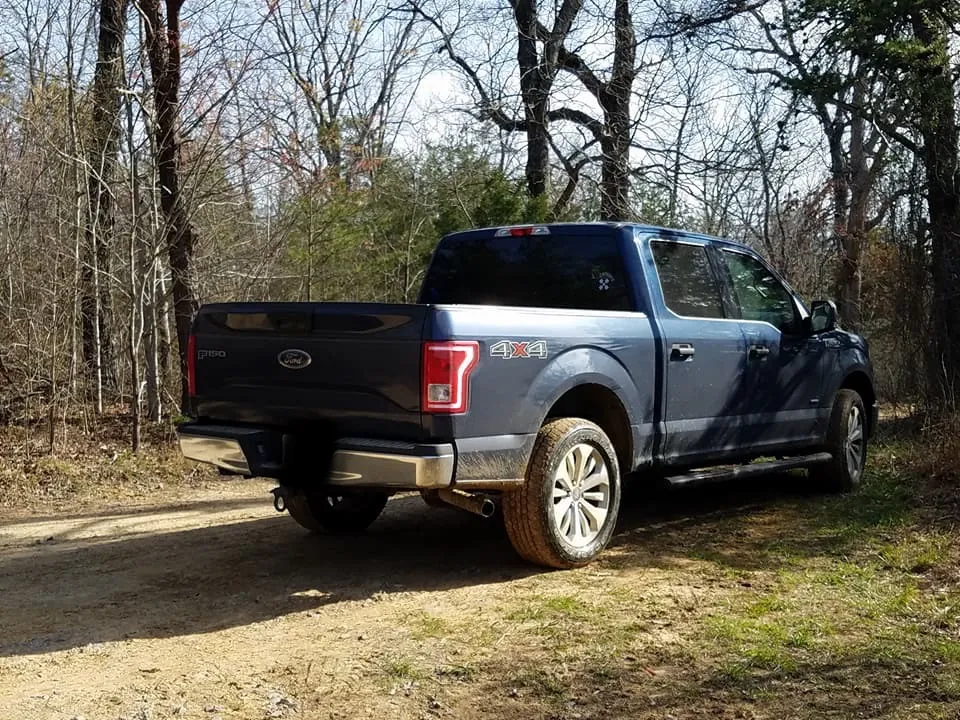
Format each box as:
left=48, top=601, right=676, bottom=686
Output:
left=435, top=489, right=496, bottom=518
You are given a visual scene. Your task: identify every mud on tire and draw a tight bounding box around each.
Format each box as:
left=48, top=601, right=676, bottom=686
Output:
left=503, top=418, right=621, bottom=569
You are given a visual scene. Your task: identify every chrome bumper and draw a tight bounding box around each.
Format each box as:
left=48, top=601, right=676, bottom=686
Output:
left=327, top=442, right=454, bottom=489
left=177, top=425, right=454, bottom=490
left=179, top=433, right=252, bottom=476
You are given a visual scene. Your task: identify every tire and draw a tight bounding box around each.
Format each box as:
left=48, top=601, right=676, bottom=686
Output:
left=503, top=418, right=621, bottom=569
left=812, top=389, right=868, bottom=493
left=286, top=491, right=389, bottom=534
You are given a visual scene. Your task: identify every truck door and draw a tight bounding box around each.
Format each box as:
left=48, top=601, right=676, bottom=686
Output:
left=648, top=239, right=751, bottom=466
left=713, top=247, right=827, bottom=450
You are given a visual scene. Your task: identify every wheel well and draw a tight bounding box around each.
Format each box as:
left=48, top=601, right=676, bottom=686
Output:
left=545, top=384, right=633, bottom=471
left=841, top=371, right=876, bottom=436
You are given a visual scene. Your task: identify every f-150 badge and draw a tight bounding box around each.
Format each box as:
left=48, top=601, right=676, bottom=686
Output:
left=490, top=340, right=548, bottom=359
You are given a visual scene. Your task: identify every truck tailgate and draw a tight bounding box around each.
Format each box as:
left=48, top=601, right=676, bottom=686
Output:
left=190, top=302, right=427, bottom=438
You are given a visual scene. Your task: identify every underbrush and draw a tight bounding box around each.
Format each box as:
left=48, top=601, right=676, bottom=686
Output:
left=876, top=410, right=960, bottom=527
left=0, top=407, right=215, bottom=510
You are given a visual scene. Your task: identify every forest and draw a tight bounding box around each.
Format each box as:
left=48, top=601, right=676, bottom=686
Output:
left=3, top=3, right=960, bottom=718
left=0, top=0, right=957, bottom=447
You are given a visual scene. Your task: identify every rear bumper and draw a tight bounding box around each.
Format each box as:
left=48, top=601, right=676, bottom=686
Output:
left=177, top=423, right=454, bottom=489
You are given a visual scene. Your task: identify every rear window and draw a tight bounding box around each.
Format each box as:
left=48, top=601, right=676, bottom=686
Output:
left=419, top=234, right=633, bottom=311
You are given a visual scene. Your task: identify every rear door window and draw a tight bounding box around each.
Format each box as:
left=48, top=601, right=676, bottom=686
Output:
left=419, top=234, right=633, bottom=311
left=650, top=241, right=726, bottom=319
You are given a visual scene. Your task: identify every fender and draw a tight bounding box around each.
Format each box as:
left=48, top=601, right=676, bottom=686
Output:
left=823, top=334, right=873, bottom=397
left=522, top=346, right=655, bottom=470
left=818, top=331, right=877, bottom=436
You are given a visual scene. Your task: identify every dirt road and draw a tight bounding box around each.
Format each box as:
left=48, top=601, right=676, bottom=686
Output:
left=0, top=476, right=715, bottom=720
left=0, top=480, right=507, bottom=716
left=1, top=471, right=956, bottom=720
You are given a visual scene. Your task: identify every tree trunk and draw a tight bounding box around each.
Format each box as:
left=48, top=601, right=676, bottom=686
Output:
left=512, top=0, right=549, bottom=200
left=128, top=208, right=142, bottom=452
left=157, top=260, right=173, bottom=400
left=909, top=13, right=960, bottom=409
left=137, top=0, right=199, bottom=412
left=833, top=86, right=872, bottom=333
left=145, top=258, right=162, bottom=421
left=837, top=161, right=869, bottom=332
left=822, top=117, right=857, bottom=327
left=598, top=0, right=635, bottom=221
left=925, top=153, right=960, bottom=409
left=82, top=0, right=128, bottom=402
left=599, top=94, right=632, bottom=220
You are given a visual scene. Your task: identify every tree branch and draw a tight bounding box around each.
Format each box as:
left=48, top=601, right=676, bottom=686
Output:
left=407, top=0, right=521, bottom=132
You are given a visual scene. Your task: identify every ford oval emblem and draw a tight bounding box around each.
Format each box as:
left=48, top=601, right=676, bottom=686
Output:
left=277, top=349, right=312, bottom=370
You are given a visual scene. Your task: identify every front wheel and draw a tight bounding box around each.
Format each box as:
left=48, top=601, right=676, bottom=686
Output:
left=503, top=418, right=621, bottom=569
left=812, top=389, right=868, bottom=493
left=286, top=491, right=389, bottom=534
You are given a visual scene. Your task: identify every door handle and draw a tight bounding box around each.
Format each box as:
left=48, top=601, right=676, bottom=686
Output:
left=749, top=345, right=771, bottom=359
left=670, top=343, right=696, bottom=361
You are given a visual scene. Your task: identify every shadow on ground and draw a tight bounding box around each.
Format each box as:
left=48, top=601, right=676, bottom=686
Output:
left=0, top=496, right=268, bottom=529
left=0, top=468, right=898, bottom=659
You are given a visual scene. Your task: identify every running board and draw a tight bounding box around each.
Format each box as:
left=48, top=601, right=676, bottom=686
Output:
left=664, top=452, right=833, bottom=488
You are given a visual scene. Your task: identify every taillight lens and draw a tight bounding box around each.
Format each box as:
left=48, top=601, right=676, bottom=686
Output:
left=187, top=334, right=197, bottom=397
left=422, top=341, right=479, bottom=414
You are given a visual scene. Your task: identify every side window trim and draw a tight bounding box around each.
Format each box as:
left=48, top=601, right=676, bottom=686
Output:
left=706, top=244, right=742, bottom=321
left=649, top=237, right=729, bottom=321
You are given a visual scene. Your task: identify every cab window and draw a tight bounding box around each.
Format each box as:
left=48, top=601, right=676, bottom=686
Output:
left=720, top=250, right=800, bottom=334
left=650, top=241, right=726, bottom=319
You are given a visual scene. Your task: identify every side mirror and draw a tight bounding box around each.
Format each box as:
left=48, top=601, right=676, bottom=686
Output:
left=810, top=300, right=838, bottom=333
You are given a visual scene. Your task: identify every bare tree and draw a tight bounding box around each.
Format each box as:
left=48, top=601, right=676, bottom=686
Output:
left=81, top=0, right=129, bottom=410
left=411, top=0, right=601, bottom=206
left=135, top=0, right=199, bottom=411
left=730, top=1, right=890, bottom=330
left=264, top=0, right=429, bottom=187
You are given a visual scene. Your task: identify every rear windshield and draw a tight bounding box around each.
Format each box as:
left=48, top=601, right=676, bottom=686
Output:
left=419, top=234, right=633, bottom=311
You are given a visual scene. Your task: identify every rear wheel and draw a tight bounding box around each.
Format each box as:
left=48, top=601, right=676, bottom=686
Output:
left=286, top=491, right=389, bottom=534
left=420, top=489, right=450, bottom=509
left=503, top=418, right=621, bottom=569
left=812, top=389, right=867, bottom=493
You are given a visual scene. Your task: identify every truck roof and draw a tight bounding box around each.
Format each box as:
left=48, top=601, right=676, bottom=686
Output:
left=441, top=221, right=753, bottom=252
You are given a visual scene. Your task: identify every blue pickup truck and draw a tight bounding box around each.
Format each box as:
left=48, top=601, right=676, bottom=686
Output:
left=178, top=223, right=877, bottom=568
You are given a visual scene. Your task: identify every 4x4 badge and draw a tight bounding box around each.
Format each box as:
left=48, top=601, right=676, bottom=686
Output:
left=490, top=340, right=548, bottom=359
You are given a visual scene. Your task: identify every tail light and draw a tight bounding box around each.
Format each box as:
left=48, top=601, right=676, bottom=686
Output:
left=422, top=341, right=479, bottom=414
left=187, top=334, right=197, bottom=397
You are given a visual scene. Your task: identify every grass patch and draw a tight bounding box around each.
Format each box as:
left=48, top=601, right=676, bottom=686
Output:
left=506, top=594, right=593, bottom=623
left=435, top=664, right=477, bottom=682
left=669, top=445, right=960, bottom=710
left=876, top=533, right=952, bottom=574
left=0, top=414, right=218, bottom=510
left=383, top=658, right=424, bottom=682
left=802, top=467, right=913, bottom=543
left=512, top=668, right=568, bottom=700
left=406, top=611, right=454, bottom=640
left=744, top=594, right=786, bottom=617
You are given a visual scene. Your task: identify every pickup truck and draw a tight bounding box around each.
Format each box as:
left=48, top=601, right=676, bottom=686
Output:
left=178, top=222, right=877, bottom=569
